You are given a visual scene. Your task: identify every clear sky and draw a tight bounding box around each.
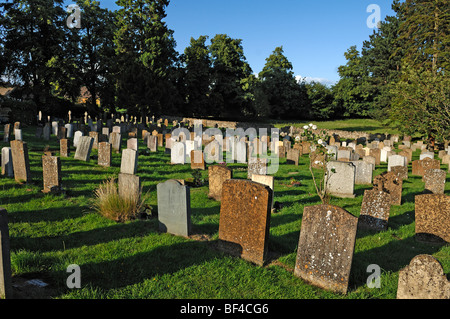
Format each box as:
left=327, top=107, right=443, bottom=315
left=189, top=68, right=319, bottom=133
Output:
left=74, top=0, right=397, bottom=86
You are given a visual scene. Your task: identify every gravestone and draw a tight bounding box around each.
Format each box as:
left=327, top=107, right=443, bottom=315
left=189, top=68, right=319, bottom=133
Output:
left=74, top=136, right=94, bottom=162
left=73, top=130, right=83, bottom=148
left=109, top=132, right=122, bottom=153
left=118, top=173, right=141, bottom=204
left=423, top=169, right=446, bottom=194
left=369, top=148, right=381, bottom=165
left=251, top=174, right=274, bottom=210
left=10, top=140, right=31, bottom=183
left=98, top=142, right=112, bottom=167
left=42, top=155, right=62, bottom=193
left=171, top=142, right=185, bottom=164
left=391, top=165, right=408, bottom=180
left=286, top=149, right=300, bottom=166
left=14, top=129, right=22, bottom=141
left=397, top=255, right=450, bottom=299
left=388, top=154, right=407, bottom=172
left=363, top=156, right=376, bottom=170
left=190, top=150, right=205, bottom=170
left=351, top=160, right=373, bottom=185
left=147, top=135, right=158, bottom=152
left=43, top=123, right=50, bottom=141
left=247, top=157, right=267, bottom=179
left=294, top=204, right=358, bottom=294
left=0, top=208, right=12, bottom=299
left=208, top=165, right=232, bottom=201
left=120, top=149, right=138, bottom=175
left=415, top=194, right=450, bottom=243
left=1, top=147, right=13, bottom=177
left=204, top=140, right=221, bottom=164
left=412, top=157, right=440, bottom=176
left=420, top=152, right=434, bottom=160
left=60, top=138, right=70, bottom=157
left=218, top=179, right=272, bottom=266
left=373, top=171, right=403, bottom=205
left=3, top=124, right=10, bottom=142
left=157, top=179, right=191, bottom=237
left=325, top=161, right=356, bottom=198
left=89, top=131, right=99, bottom=149
left=337, top=149, right=351, bottom=161
left=127, top=138, right=138, bottom=152
left=358, top=189, right=391, bottom=231
left=235, top=141, right=247, bottom=163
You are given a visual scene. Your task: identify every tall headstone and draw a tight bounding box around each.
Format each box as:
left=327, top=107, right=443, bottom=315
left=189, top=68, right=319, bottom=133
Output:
left=1, top=147, right=13, bottom=177
left=0, top=208, right=12, bottom=299
left=171, top=142, right=185, bottom=164
left=415, top=194, right=450, bottom=243
left=325, top=161, right=356, bottom=198
left=10, top=140, right=31, bottom=183
left=109, top=132, right=122, bottom=153
left=73, top=130, right=83, bottom=148
left=208, top=165, right=232, bottom=201
left=397, top=255, right=450, bottom=299
left=358, top=189, right=391, bottom=231
left=157, top=180, right=191, bottom=237
left=74, top=136, right=94, bottom=162
left=120, top=149, right=138, bottom=175
left=98, top=142, right=112, bottom=167
left=118, top=173, right=141, bottom=204
left=147, top=135, right=158, bottom=152
left=60, top=138, right=70, bottom=157
left=42, top=155, right=62, bottom=193
left=218, top=179, right=272, bottom=266
left=294, top=204, right=358, bottom=294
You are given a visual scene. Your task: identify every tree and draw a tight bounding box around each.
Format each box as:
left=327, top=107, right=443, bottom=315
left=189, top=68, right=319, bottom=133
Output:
left=209, top=34, right=253, bottom=119
left=305, top=81, right=335, bottom=120
left=181, top=35, right=212, bottom=117
left=258, top=46, right=308, bottom=120
left=114, top=0, right=179, bottom=116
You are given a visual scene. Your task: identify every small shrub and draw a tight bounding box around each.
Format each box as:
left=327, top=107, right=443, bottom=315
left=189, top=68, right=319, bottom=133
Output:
left=91, top=177, right=145, bottom=223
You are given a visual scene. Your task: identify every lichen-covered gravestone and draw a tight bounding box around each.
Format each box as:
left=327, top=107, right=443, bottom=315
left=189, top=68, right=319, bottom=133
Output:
left=247, top=157, right=267, bottom=179
left=325, top=161, right=356, bottom=198
left=10, top=140, right=31, bottom=183
left=415, top=194, right=450, bottom=243
left=157, top=179, right=191, bottom=237
left=294, top=204, right=358, bottom=294
left=120, top=149, right=138, bottom=175
left=218, top=179, right=272, bottom=266
left=373, top=171, right=403, bottom=205
left=74, top=136, right=94, bottom=162
left=412, top=157, right=440, bottom=176
left=423, top=168, right=446, bottom=194
left=397, top=255, right=450, bottom=299
left=98, top=142, right=111, bottom=167
left=208, top=165, right=232, bottom=201
left=358, top=188, right=391, bottom=231
left=42, top=155, right=62, bottom=194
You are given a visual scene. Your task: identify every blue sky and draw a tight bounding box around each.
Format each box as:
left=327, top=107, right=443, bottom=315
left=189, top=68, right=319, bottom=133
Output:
left=77, top=0, right=397, bottom=86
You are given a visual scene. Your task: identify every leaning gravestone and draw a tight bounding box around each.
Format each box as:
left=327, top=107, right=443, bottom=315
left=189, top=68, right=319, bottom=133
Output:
left=10, top=140, right=31, bottom=183
left=325, top=161, right=356, bottom=198
left=397, top=254, right=450, bottom=299
left=208, top=165, right=232, bottom=201
left=1, top=147, right=13, bottom=177
left=98, top=142, right=112, bottom=167
left=294, top=204, right=358, bottom=294
left=42, top=155, right=62, bottom=194
left=415, top=194, right=450, bottom=243
left=218, top=179, right=272, bottom=266
left=423, top=168, right=446, bottom=194
left=358, top=188, right=391, bottom=231
left=0, top=208, right=12, bottom=299
left=373, top=171, right=403, bottom=206
left=74, top=136, right=94, bottom=162
left=157, top=179, right=191, bottom=237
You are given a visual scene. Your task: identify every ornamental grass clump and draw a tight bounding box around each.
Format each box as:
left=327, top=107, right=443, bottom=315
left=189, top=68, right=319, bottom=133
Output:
left=91, top=177, right=144, bottom=223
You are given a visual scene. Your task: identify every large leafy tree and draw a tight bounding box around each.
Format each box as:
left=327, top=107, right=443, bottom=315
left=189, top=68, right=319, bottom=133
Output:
left=114, top=0, right=179, bottom=116
left=390, top=0, right=450, bottom=143
left=258, top=46, right=308, bottom=120
left=209, top=34, right=253, bottom=119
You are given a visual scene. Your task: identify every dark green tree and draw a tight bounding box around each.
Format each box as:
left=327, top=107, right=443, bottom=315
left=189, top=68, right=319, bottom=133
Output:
left=305, top=81, right=335, bottom=120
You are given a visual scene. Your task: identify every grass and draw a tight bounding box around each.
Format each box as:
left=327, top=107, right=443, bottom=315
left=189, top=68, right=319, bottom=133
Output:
left=1, top=119, right=449, bottom=300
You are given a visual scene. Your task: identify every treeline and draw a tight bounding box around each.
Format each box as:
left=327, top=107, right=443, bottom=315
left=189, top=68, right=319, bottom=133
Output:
left=0, top=0, right=449, bottom=142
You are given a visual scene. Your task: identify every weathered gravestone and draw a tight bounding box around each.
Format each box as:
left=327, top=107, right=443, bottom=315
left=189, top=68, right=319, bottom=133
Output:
left=423, top=169, right=446, bottom=194
left=98, top=142, right=112, bottom=167
left=3, top=124, right=10, bottom=143
left=218, top=179, right=272, bottom=266
left=415, top=194, right=450, bottom=243
left=412, top=157, right=440, bottom=176
left=286, top=149, right=300, bottom=166
left=157, top=179, right=191, bottom=237
left=369, top=148, right=381, bottom=165
left=171, top=142, right=185, bottom=164
left=247, top=157, right=267, bottom=179
left=120, top=149, right=138, bottom=175
left=73, top=130, right=83, bottom=148
left=89, top=131, right=99, bottom=149
left=325, top=161, right=356, bottom=198
left=397, top=255, right=450, bottom=299
left=147, top=135, right=158, bottom=152
left=358, top=188, right=391, bottom=231
left=208, top=165, right=232, bottom=201
left=109, top=132, right=122, bottom=153
left=204, top=140, right=221, bottom=164
left=1, top=147, right=13, bottom=177
left=351, top=160, right=373, bottom=185
left=388, top=154, right=407, bottom=172
left=0, top=208, right=12, bottom=299
left=42, top=155, right=62, bottom=193
left=10, top=140, right=31, bottom=183
left=251, top=174, right=274, bottom=210
left=190, top=150, right=205, bottom=170
left=373, top=171, right=402, bottom=205
left=294, top=204, right=358, bottom=294
left=74, top=136, right=94, bottom=162
left=60, top=138, right=70, bottom=157
left=391, top=165, right=408, bottom=180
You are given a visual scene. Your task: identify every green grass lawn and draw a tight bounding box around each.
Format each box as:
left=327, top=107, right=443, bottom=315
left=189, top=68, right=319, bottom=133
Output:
left=1, top=122, right=449, bottom=300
